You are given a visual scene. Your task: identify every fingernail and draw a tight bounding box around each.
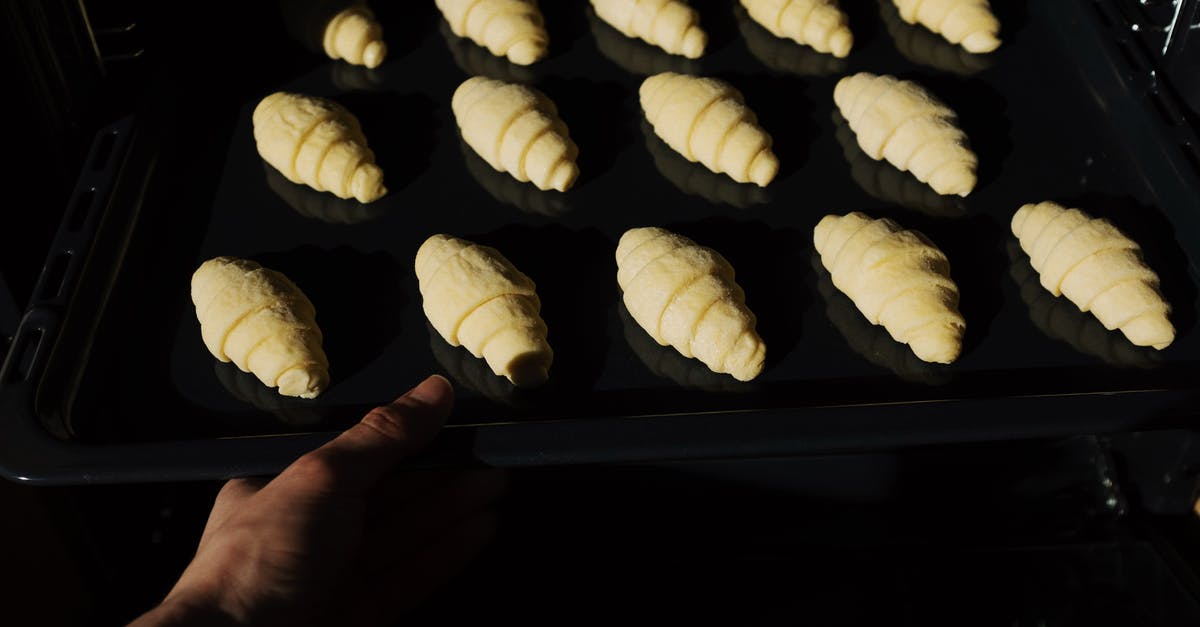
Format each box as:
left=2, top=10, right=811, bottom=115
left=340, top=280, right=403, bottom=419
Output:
left=405, top=374, right=453, bottom=405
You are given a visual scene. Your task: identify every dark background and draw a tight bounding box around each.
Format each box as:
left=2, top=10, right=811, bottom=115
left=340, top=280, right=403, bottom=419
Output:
left=3, top=1, right=1200, bottom=625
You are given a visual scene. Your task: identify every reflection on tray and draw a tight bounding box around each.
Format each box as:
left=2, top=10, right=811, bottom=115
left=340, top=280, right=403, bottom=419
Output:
left=641, top=120, right=770, bottom=209
left=214, top=361, right=325, bottom=425
left=832, top=111, right=965, bottom=218
left=618, top=302, right=748, bottom=392
left=264, top=163, right=388, bottom=224
left=735, top=5, right=846, bottom=77
left=438, top=20, right=536, bottom=84
left=458, top=139, right=572, bottom=216
left=812, top=254, right=950, bottom=385
left=878, top=0, right=994, bottom=76
left=329, top=62, right=385, bottom=92
left=1006, top=242, right=1161, bottom=368
left=587, top=8, right=702, bottom=76
left=426, top=322, right=528, bottom=407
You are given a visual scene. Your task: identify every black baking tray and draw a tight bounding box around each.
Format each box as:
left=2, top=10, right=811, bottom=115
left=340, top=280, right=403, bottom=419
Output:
left=2, top=0, right=1199, bottom=484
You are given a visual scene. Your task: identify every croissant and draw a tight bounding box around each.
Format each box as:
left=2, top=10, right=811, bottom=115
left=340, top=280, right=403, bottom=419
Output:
left=740, top=0, right=853, bottom=58
left=892, top=0, right=1000, bottom=53
left=833, top=72, right=976, bottom=197
left=641, top=72, right=779, bottom=187
left=616, top=227, right=765, bottom=381
left=322, top=4, right=386, bottom=67
left=1011, top=201, right=1174, bottom=350
left=253, top=92, right=386, bottom=203
left=436, top=0, right=548, bottom=65
left=452, top=76, right=580, bottom=192
left=813, top=212, right=965, bottom=364
left=415, top=234, right=553, bottom=386
left=590, top=0, right=707, bottom=59
left=191, top=257, right=329, bottom=399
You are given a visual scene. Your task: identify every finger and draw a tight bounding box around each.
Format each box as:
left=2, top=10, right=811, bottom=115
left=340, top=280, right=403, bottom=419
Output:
left=347, top=510, right=498, bottom=626
left=278, top=375, right=454, bottom=497
left=363, top=469, right=509, bottom=570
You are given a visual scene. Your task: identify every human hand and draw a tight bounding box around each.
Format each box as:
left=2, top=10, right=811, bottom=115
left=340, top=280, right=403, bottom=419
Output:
left=131, top=375, right=506, bottom=627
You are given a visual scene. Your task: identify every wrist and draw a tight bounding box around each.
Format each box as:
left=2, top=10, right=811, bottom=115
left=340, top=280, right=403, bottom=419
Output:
left=129, top=592, right=242, bottom=627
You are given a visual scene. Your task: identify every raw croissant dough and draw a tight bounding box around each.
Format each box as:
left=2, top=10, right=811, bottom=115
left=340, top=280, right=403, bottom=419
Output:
left=415, top=234, right=553, bottom=386
left=590, top=0, right=707, bottom=59
left=616, top=227, right=765, bottom=381
left=814, top=212, right=965, bottom=364
left=453, top=76, right=580, bottom=192
left=740, top=0, right=853, bottom=58
left=191, top=257, right=329, bottom=399
left=436, top=0, right=549, bottom=65
left=833, top=72, right=977, bottom=197
left=323, top=5, right=387, bottom=68
left=892, top=0, right=1000, bottom=53
left=253, top=92, right=386, bottom=203
left=641, top=72, right=779, bottom=187
left=1011, top=201, right=1174, bottom=350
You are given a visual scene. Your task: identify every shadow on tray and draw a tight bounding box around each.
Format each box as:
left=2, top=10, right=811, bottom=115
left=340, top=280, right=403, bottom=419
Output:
left=586, top=7, right=703, bottom=77
left=255, top=245, right=406, bottom=384
left=877, top=0, right=996, bottom=77
left=660, top=218, right=811, bottom=370
left=1005, top=241, right=1163, bottom=369
left=457, top=138, right=573, bottom=217
left=335, top=91, right=438, bottom=194
left=811, top=252, right=953, bottom=385
left=733, top=4, right=847, bottom=77
left=640, top=120, right=771, bottom=210
left=831, top=110, right=966, bottom=219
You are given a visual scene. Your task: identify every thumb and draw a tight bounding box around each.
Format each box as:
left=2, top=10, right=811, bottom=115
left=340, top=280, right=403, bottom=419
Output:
left=281, top=375, right=454, bottom=496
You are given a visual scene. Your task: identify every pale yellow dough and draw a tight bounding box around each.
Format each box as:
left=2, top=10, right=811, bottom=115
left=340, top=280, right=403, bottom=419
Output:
left=436, top=0, right=548, bottom=65
left=814, top=212, right=965, bottom=364
left=452, top=76, right=580, bottom=192
left=616, top=227, right=765, bottom=381
left=1011, top=201, right=1175, bottom=350
left=590, top=0, right=707, bottom=59
left=191, top=257, right=329, bottom=399
left=892, top=0, right=1000, bottom=53
left=740, top=0, right=853, bottom=58
left=323, top=5, right=387, bottom=68
left=253, top=92, right=385, bottom=203
left=834, top=72, right=977, bottom=197
left=640, top=72, right=779, bottom=187
left=415, top=234, right=553, bottom=387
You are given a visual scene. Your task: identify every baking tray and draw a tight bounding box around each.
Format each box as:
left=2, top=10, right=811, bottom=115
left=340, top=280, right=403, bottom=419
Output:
left=2, top=0, right=1199, bottom=483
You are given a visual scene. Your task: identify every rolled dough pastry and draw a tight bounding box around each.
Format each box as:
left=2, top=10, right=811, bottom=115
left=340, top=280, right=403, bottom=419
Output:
left=253, top=92, right=386, bottom=203
left=814, top=212, right=965, bottom=364
left=415, top=234, right=553, bottom=386
left=640, top=72, right=779, bottom=187
left=616, top=227, right=765, bottom=381
left=191, top=257, right=329, bottom=399
left=1011, top=201, right=1174, bottom=350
